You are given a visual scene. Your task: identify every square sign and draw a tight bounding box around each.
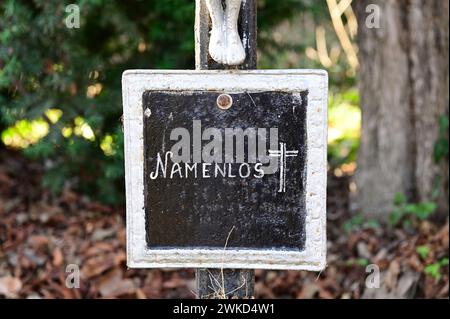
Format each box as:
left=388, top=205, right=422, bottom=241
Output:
left=122, top=70, right=328, bottom=270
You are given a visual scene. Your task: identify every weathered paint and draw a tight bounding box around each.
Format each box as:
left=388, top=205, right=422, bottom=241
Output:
left=122, top=70, right=328, bottom=271
left=205, top=0, right=246, bottom=65
left=143, top=90, right=307, bottom=250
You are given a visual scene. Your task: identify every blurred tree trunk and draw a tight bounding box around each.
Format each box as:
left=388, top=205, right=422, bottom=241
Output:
left=354, top=0, right=449, bottom=216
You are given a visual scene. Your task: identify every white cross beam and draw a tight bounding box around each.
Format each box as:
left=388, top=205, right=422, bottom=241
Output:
left=269, top=142, right=299, bottom=193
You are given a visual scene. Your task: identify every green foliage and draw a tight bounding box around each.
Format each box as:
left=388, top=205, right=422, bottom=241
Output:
left=0, top=0, right=317, bottom=204
left=433, top=115, right=449, bottom=164
left=343, top=213, right=364, bottom=233
left=343, top=213, right=380, bottom=234
left=429, top=115, right=449, bottom=201
left=389, top=193, right=437, bottom=227
left=424, top=258, right=449, bottom=282
left=416, top=245, right=430, bottom=260
left=356, top=258, right=369, bottom=267
left=345, top=258, right=370, bottom=268
left=328, top=89, right=361, bottom=167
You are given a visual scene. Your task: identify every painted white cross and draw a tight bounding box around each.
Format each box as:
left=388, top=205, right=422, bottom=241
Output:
left=269, top=142, right=299, bottom=193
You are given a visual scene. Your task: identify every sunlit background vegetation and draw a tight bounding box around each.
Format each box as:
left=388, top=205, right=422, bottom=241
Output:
left=1, top=0, right=361, bottom=204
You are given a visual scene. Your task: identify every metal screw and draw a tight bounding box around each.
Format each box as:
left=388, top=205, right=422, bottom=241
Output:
left=144, top=108, right=152, bottom=118
left=217, top=94, right=233, bottom=110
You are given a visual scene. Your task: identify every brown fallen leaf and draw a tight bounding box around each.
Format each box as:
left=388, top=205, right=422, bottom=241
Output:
left=254, top=281, right=275, bottom=299
left=81, top=254, right=118, bottom=279
left=162, top=273, right=187, bottom=289
left=362, top=269, right=420, bottom=299
left=297, top=283, right=319, bottom=299
left=52, top=248, right=64, bottom=267
left=0, top=276, right=22, bottom=298
left=384, top=260, right=401, bottom=290
left=83, top=242, right=114, bottom=257
left=98, top=269, right=135, bottom=298
left=318, top=288, right=334, bottom=299
left=434, top=223, right=449, bottom=249
left=28, top=235, right=49, bottom=250
left=135, top=288, right=147, bottom=299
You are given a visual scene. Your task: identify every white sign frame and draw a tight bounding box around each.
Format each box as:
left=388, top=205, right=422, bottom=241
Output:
left=122, top=70, right=328, bottom=271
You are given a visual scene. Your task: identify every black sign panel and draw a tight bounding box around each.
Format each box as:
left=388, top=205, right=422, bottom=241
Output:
left=143, top=90, right=308, bottom=251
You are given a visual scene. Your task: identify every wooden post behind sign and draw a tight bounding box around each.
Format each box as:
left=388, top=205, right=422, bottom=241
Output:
left=194, top=0, right=257, bottom=299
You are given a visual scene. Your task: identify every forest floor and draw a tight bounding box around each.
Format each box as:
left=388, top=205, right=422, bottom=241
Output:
left=0, top=148, right=448, bottom=299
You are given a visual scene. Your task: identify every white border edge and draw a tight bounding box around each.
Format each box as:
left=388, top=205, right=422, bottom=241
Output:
left=122, top=70, right=328, bottom=271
